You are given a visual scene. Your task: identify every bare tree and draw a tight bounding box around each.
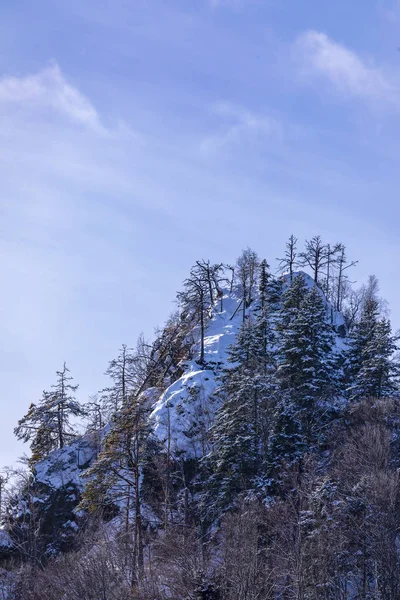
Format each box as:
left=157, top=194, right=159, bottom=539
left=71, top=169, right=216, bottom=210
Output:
left=276, top=234, right=298, bottom=282
left=235, top=248, right=260, bottom=321
left=334, top=244, right=358, bottom=312
left=299, top=236, right=341, bottom=286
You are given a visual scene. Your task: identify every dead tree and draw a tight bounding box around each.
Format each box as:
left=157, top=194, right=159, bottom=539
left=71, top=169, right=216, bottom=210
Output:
left=236, top=248, right=260, bottom=321
left=335, top=244, right=358, bottom=312
left=276, top=234, right=298, bottom=282
left=299, top=236, right=341, bottom=286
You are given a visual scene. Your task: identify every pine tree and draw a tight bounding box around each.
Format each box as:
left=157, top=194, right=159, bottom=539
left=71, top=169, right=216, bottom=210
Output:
left=14, top=364, right=84, bottom=464
left=100, top=344, right=135, bottom=418
left=51, top=363, right=82, bottom=449
left=345, top=284, right=400, bottom=400
left=18, top=395, right=58, bottom=464
left=82, top=390, right=153, bottom=585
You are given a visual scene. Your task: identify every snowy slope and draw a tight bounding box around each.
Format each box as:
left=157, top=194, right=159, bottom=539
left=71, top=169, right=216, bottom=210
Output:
left=33, top=432, right=100, bottom=491
left=151, top=291, right=243, bottom=458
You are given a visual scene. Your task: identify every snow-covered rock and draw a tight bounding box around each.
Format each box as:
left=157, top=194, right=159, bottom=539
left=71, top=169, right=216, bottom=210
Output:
left=151, top=272, right=347, bottom=457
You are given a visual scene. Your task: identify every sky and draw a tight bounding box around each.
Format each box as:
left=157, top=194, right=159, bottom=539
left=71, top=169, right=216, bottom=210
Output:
left=1, top=0, right=400, bottom=466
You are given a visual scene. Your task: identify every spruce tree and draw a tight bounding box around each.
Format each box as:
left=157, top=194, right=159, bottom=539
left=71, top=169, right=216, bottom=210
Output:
left=272, top=281, right=339, bottom=467
left=276, top=273, right=308, bottom=333
left=345, top=289, right=400, bottom=400
left=277, top=283, right=337, bottom=410
left=207, top=278, right=277, bottom=510
left=207, top=319, right=262, bottom=509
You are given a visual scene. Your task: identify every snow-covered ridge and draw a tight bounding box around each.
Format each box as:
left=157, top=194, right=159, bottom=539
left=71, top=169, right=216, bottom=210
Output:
left=24, top=272, right=345, bottom=490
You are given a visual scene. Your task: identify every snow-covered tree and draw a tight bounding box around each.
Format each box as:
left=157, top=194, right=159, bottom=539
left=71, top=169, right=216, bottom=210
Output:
left=272, top=282, right=339, bottom=469
left=207, top=281, right=277, bottom=509
left=207, top=320, right=263, bottom=509
left=345, top=279, right=399, bottom=400
left=277, top=284, right=338, bottom=410
left=277, top=272, right=308, bottom=332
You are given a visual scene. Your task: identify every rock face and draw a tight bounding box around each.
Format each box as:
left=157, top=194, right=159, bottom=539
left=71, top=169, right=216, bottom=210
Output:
left=4, top=434, right=100, bottom=560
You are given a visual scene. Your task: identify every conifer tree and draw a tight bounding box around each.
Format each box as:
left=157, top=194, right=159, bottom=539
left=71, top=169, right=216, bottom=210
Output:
left=277, top=273, right=308, bottom=332
left=272, top=281, right=339, bottom=467
left=82, top=390, right=153, bottom=584
left=17, top=394, right=58, bottom=464
left=100, top=344, right=135, bottom=417
left=14, top=363, right=84, bottom=464
left=207, top=319, right=263, bottom=510
left=178, top=267, right=211, bottom=364
left=345, top=279, right=399, bottom=400
left=277, top=284, right=338, bottom=411
left=51, top=363, right=82, bottom=449
left=258, top=258, right=283, bottom=313
left=207, top=276, right=277, bottom=510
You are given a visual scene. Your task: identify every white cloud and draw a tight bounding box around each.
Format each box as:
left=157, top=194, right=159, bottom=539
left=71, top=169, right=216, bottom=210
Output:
left=294, top=30, right=398, bottom=108
left=201, top=102, right=282, bottom=154
left=0, top=63, right=103, bottom=132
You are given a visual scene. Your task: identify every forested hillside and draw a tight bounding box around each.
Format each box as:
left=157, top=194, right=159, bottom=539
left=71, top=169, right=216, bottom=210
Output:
left=1, top=236, right=400, bottom=600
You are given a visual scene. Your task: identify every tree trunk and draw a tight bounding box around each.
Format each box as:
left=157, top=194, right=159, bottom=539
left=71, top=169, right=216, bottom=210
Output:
left=57, top=403, right=64, bottom=449
left=200, top=291, right=205, bottom=363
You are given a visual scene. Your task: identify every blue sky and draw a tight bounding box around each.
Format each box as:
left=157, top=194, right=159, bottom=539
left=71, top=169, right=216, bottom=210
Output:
left=1, top=0, right=400, bottom=466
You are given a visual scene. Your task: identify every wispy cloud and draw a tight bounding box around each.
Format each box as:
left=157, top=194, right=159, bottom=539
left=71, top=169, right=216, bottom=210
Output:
left=294, top=30, right=398, bottom=109
left=0, top=63, right=104, bottom=132
left=379, top=0, right=400, bottom=23
left=201, top=102, right=283, bottom=154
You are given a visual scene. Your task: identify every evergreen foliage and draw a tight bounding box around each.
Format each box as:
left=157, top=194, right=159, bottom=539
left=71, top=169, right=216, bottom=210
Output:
left=14, top=363, right=84, bottom=464
left=345, top=279, right=400, bottom=400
